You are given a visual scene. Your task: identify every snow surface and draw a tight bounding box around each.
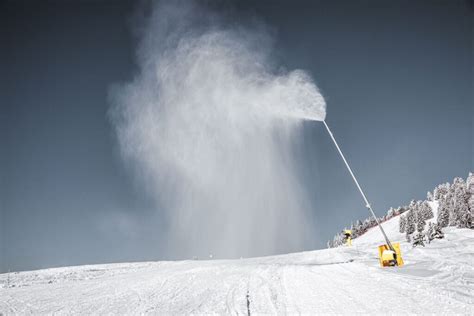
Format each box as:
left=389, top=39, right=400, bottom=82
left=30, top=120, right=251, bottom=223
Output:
left=1, top=202, right=473, bottom=314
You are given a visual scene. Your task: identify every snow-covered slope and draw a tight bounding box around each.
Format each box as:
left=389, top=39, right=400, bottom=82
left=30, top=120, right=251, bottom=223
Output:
left=1, top=206, right=473, bottom=314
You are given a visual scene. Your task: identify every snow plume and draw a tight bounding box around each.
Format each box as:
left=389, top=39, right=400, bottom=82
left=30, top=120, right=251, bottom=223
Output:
left=110, top=1, right=326, bottom=259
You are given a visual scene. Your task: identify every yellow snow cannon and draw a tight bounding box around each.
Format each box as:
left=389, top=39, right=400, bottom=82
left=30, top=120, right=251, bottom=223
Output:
left=323, top=121, right=403, bottom=268
left=378, top=243, right=404, bottom=267
left=343, top=230, right=352, bottom=246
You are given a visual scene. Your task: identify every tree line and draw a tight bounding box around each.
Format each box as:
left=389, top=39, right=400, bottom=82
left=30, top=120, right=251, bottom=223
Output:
left=328, top=172, right=474, bottom=248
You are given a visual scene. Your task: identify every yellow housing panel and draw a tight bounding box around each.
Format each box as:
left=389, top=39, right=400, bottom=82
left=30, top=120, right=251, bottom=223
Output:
left=378, top=242, right=404, bottom=267
left=345, top=237, right=352, bottom=246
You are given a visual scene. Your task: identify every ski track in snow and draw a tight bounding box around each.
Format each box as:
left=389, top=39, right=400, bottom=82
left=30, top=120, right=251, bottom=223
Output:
left=1, top=203, right=473, bottom=314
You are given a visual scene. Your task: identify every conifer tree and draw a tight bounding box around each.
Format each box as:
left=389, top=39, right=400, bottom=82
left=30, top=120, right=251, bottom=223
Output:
left=427, top=191, right=433, bottom=201
left=421, top=201, right=433, bottom=221
left=447, top=181, right=457, bottom=226
left=362, top=218, right=370, bottom=232
left=426, top=222, right=435, bottom=243
left=332, top=232, right=345, bottom=247
left=432, top=223, right=444, bottom=240
left=398, top=206, right=407, bottom=215
left=399, top=215, right=407, bottom=234
left=355, top=219, right=363, bottom=236
left=452, top=177, right=471, bottom=228
left=405, top=209, right=416, bottom=237
left=426, top=222, right=444, bottom=243
left=350, top=222, right=358, bottom=238
left=387, top=207, right=395, bottom=219
left=467, top=172, right=474, bottom=217
left=415, top=201, right=426, bottom=233
left=369, top=217, right=377, bottom=228
left=434, top=183, right=449, bottom=201
left=393, top=207, right=400, bottom=216
left=437, top=198, right=450, bottom=228
left=412, top=232, right=425, bottom=247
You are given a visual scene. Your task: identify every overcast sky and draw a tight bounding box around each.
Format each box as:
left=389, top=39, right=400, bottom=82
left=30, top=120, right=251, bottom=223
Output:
left=1, top=0, right=472, bottom=273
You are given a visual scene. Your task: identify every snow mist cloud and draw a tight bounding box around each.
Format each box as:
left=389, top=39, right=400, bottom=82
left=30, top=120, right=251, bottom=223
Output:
left=110, top=1, right=326, bottom=258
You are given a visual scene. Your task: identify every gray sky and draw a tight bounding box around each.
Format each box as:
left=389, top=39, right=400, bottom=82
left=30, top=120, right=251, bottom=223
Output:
left=1, top=0, right=472, bottom=273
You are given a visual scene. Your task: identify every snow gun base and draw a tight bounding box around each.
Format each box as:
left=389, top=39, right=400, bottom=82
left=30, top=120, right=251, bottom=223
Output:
left=378, top=243, right=404, bottom=267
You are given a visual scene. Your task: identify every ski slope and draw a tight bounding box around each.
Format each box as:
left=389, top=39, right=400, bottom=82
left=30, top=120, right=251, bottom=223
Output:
left=1, top=203, right=473, bottom=314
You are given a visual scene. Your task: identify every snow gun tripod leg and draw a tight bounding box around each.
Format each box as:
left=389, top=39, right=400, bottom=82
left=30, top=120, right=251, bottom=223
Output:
left=323, top=120, right=403, bottom=267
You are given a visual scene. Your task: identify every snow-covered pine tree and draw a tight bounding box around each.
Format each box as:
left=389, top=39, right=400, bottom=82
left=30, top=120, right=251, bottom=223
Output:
left=406, top=233, right=411, bottom=243
left=434, top=182, right=449, bottom=201
left=417, top=200, right=423, bottom=210
left=387, top=207, right=395, bottom=219
left=362, top=218, right=370, bottom=233
left=350, top=221, right=358, bottom=238
left=369, top=217, right=377, bottom=228
left=432, top=223, right=444, bottom=240
left=412, top=232, right=425, bottom=247
left=426, top=222, right=435, bottom=243
left=415, top=200, right=426, bottom=233
left=355, top=219, right=363, bottom=236
left=453, top=178, right=471, bottom=228
left=398, top=206, right=407, bottom=215
left=467, top=173, right=474, bottom=218
left=393, top=207, right=400, bottom=216
left=437, top=198, right=450, bottom=228
left=427, top=191, right=433, bottom=201
left=399, top=215, right=407, bottom=233
left=332, top=232, right=345, bottom=247
left=427, top=222, right=444, bottom=243
left=421, top=201, right=434, bottom=221
left=447, top=181, right=457, bottom=226
left=405, top=209, right=416, bottom=240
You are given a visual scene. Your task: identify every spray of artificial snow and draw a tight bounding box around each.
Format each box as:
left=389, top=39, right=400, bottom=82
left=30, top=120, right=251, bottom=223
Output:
left=110, top=1, right=326, bottom=259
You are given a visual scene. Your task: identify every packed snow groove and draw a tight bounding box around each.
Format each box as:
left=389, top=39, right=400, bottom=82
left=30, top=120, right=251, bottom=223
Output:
left=109, top=0, right=326, bottom=259
left=246, top=290, right=251, bottom=316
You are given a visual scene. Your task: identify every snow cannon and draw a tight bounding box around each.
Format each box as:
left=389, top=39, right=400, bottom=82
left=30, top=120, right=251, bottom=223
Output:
left=378, top=243, right=404, bottom=267
left=323, top=120, right=403, bottom=267
left=343, top=230, right=352, bottom=246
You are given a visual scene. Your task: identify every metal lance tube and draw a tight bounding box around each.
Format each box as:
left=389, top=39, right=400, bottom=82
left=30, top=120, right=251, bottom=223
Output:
left=323, top=120, right=395, bottom=251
